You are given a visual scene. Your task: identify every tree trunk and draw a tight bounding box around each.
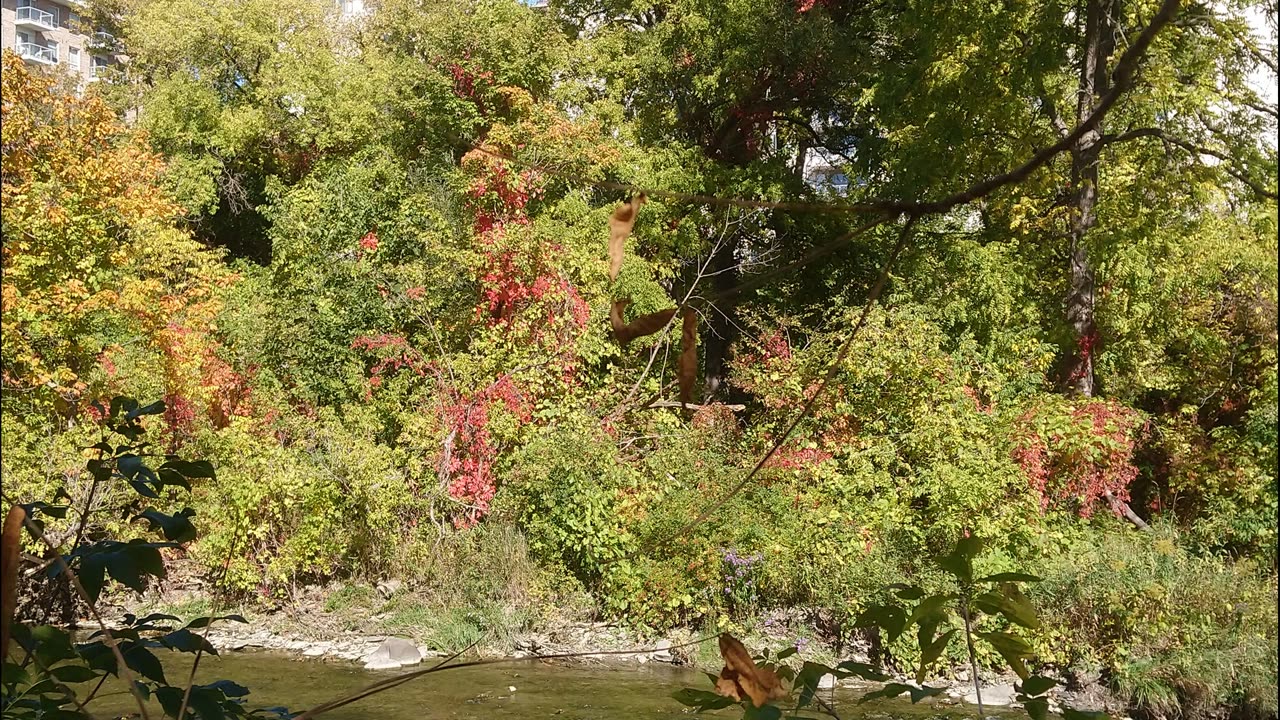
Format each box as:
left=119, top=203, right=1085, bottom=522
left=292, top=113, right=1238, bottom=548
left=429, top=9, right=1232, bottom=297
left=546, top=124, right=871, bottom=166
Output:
left=1064, top=0, right=1116, bottom=399
left=701, top=238, right=739, bottom=399
left=1065, top=0, right=1147, bottom=531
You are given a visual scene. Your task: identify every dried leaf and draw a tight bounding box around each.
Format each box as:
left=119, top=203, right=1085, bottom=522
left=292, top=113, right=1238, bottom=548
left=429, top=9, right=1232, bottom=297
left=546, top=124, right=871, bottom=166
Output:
left=608, top=194, right=646, bottom=282
left=2, top=505, right=25, bottom=659
left=613, top=306, right=677, bottom=344
left=714, top=633, right=785, bottom=707
left=679, top=309, right=698, bottom=406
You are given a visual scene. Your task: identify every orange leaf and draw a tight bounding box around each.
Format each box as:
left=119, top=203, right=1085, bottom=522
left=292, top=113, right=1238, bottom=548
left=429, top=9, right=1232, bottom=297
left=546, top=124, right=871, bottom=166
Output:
left=714, top=633, right=785, bottom=707
left=679, top=309, right=698, bottom=406
left=1, top=505, right=25, bottom=660
left=608, top=194, right=646, bottom=282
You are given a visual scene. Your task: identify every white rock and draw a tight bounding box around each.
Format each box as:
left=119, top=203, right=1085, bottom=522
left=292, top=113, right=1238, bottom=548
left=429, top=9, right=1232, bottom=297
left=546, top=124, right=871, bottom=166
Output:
left=962, top=683, right=1017, bottom=707
left=818, top=674, right=838, bottom=690
left=302, top=643, right=331, bottom=657
left=362, top=637, right=423, bottom=670
left=508, top=686, right=517, bottom=692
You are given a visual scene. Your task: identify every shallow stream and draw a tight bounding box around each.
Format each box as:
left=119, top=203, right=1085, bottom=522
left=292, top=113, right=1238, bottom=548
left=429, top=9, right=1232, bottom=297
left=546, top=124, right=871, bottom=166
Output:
left=91, top=650, right=1001, bottom=719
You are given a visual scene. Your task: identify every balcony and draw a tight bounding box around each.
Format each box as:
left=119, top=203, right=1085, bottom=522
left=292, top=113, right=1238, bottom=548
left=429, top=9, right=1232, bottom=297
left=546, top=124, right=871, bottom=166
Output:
left=88, top=31, right=118, bottom=53
left=89, top=63, right=111, bottom=80
left=14, top=6, right=56, bottom=31
left=17, top=42, right=58, bottom=65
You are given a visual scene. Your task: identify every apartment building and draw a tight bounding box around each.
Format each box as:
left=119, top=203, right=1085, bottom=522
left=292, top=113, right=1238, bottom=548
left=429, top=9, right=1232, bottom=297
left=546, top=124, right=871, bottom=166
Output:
left=1, top=0, right=120, bottom=88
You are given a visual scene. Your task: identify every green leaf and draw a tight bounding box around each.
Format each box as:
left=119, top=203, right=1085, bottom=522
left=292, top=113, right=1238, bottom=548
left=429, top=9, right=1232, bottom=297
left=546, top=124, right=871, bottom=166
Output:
left=78, top=553, right=107, bottom=604
left=854, top=604, right=908, bottom=643
left=30, top=626, right=77, bottom=666
left=155, top=685, right=184, bottom=718
left=977, top=631, right=1034, bottom=680
left=160, top=459, right=217, bottom=479
left=50, top=665, right=100, bottom=683
left=938, top=536, right=984, bottom=583
left=127, top=400, right=166, bottom=419
left=1020, top=675, right=1058, bottom=696
left=834, top=660, right=890, bottom=682
left=671, top=688, right=736, bottom=711
left=135, top=509, right=198, bottom=543
left=1023, top=696, right=1050, bottom=720
left=775, top=646, right=798, bottom=660
left=977, top=572, right=1042, bottom=583
left=743, top=703, right=782, bottom=720
left=889, top=583, right=925, bottom=600
left=161, top=628, right=218, bottom=656
left=2, top=662, right=30, bottom=686
left=859, top=683, right=944, bottom=704
left=185, top=614, right=249, bottom=629
left=916, top=629, right=957, bottom=684
left=906, top=594, right=956, bottom=628
left=121, top=643, right=167, bottom=684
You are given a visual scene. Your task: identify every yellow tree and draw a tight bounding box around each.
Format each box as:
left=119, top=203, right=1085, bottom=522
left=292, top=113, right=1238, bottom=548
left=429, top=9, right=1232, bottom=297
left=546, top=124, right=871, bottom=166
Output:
left=1, top=52, right=226, bottom=423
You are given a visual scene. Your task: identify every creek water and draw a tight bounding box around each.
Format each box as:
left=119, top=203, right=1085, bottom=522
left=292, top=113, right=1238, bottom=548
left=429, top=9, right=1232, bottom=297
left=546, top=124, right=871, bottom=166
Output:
left=90, top=650, right=996, bottom=719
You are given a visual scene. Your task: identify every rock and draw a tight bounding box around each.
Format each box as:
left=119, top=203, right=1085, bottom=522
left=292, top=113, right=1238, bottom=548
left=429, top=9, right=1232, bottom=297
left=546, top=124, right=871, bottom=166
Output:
left=649, top=638, right=674, bottom=663
left=302, top=643, right=331, bottom=657
left=818, top=674, right=837, bottom=690
left=377, top=579, right=403, bottom=598
left=962, top=683, right=1017, bottom=707
left=363, top=637, right=423, bottom=670
left=507, top=686, right=517, bottom=692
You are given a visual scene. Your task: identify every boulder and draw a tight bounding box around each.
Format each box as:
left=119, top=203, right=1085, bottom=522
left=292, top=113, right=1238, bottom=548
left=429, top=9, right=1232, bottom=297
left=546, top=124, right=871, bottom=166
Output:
left=363, top=637, right=422, bottom=670
left=961, top=683, right=1017, bottom=707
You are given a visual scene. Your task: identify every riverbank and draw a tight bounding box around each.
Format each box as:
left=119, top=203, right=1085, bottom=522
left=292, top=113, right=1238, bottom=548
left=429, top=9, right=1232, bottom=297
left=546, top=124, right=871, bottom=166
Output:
left=102, top=580, right=1123, bottom=717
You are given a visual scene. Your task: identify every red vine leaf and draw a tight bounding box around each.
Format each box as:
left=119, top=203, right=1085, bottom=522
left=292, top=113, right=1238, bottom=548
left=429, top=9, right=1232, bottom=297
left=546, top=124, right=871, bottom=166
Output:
left=608, top=194, right=646, bottom=282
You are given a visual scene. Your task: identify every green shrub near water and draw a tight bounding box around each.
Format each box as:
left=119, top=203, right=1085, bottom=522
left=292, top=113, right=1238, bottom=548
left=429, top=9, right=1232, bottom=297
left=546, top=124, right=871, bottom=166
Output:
left=1032, top=523, right=1278, bottom=717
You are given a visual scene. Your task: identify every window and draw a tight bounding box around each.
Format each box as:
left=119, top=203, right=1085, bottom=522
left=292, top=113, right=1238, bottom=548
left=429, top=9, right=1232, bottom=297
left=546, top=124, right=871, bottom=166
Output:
left=70, top=12, right=81, bottom=30
left=50, top=6, right=60, bottom=26
left=69, top=47, right=81, bottom=71
left=49, top=40, right=59, bottom=64
left=17, top=31, right=31, bottom=45
left=17, top=0, right=34, bottom=9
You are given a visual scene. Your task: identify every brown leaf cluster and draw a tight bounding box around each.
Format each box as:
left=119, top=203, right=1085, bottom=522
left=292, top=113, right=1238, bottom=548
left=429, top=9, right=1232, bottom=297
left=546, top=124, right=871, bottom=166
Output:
left=713, top=633, right=785, bottom=707
left=1, top=505, right=25, bottom=659
left=679, top=309, right=698, bottom=406
left=607, top=194, right=646, bottom=282
left=610, top=300, right=677, bottom=345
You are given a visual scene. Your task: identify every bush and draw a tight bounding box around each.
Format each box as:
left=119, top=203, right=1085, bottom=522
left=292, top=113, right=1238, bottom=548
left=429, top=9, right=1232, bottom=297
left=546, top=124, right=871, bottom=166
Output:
left=1031, top=523, right=1278, bottom=718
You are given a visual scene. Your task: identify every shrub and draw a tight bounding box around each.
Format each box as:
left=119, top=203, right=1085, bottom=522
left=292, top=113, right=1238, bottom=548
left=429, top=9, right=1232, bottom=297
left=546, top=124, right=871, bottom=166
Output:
left=1031, top=523, right=1278, bottom=718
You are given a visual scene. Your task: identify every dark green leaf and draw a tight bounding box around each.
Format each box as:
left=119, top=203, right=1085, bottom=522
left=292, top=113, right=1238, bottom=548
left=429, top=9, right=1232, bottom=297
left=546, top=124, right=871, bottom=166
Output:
left=1021, top=675, right=1058, bottom=696
left=31, top=626, right=77, bottom=666
left=3, top=662, right=31, bottom=686
left=128, top=479, right=161, bottom=499
left=743, top=704, right=782, bottom=720
left=162, top=628, right=218, bottom=656
left=854, top=604, right=907, bottom=643
left=977, top=631, right=1034, bottom=680
left=188, top=688, right=227, bottom=720
left=859, top=683, right=944, bottom=704
left=977, top=572, right=1042, bottom=583
left=1023, top=696, right=1050, bottom=720
left=157, top=468, right=194, bottom=490
left=135, top=509, right=198, bottom=543
left=185, top=614, right=249, bottom=629
left=126, top=400, right=165, bottom=419
left=50, top=665, right=100, bottom=683
left=121, top=643, right=167, bottom=684
left=835, top=660, right=890, bottom=682
left=671, top=688, right=736, bottom=711
left=916, top=629, right=957, bottom=684
left=906, top=594, right=956, bottom=628
left=775, top=646, right=797, bottom=660
left=889, top=583, right=925, bottom=600
left=938, top=536, right=984, bottom=583
left=155, top=685, right=184, bottom=718
left=160, top=459, right=217, bottom=480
